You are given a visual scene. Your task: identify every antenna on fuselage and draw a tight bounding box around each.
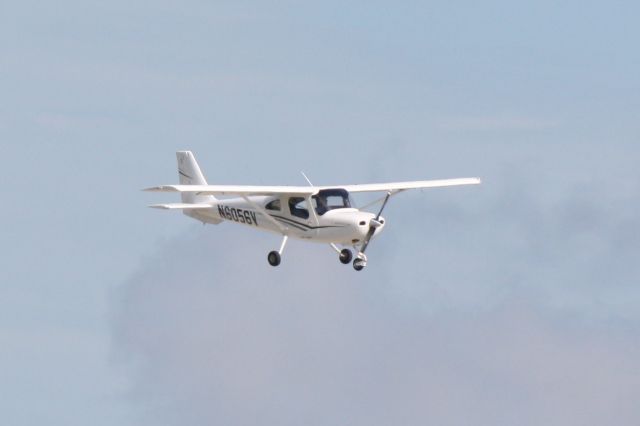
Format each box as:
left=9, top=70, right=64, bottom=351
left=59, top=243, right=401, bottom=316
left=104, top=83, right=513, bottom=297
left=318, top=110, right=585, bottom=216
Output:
left=300, top=171, right=314, bottom=187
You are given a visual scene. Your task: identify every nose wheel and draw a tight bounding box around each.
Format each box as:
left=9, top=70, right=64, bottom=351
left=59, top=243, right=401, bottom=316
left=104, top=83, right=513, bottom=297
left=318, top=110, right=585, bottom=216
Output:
left=352, top=253, right=367, bottom=271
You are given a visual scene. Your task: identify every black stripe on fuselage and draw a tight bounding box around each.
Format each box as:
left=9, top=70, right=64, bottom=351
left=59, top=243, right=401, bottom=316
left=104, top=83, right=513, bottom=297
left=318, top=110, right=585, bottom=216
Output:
left=271, top=217, right=308, bottom=231
left=269, top=214, right=345, bottom=231
left=178, top=170, right=192, bottom=179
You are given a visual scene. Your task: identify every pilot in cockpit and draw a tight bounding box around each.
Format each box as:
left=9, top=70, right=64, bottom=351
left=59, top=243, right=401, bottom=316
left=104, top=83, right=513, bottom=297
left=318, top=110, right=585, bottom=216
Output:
left=315, top=194, right=329, bottom=215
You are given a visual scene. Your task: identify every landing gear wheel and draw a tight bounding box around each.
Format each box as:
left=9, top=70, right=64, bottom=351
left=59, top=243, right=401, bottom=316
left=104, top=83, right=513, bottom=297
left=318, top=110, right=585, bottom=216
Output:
left=267, top=251, right=281, bottom=266
left=353, top=258, right=365, bottom=271
left=339, top=249, right=353, bottom=264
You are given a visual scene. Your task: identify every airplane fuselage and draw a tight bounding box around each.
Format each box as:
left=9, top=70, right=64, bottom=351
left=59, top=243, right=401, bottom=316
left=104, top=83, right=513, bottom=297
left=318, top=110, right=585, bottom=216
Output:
left=185, top=195, right=385, bottom=246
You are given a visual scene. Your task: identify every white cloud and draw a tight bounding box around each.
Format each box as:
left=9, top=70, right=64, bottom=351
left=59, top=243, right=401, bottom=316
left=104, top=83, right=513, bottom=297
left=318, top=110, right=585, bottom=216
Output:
left=111, top=226, right=640, bottom=426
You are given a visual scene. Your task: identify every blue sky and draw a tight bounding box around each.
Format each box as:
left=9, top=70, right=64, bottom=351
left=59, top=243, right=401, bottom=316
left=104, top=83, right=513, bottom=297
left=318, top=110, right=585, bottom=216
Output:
left=1, top=1, right=639, bottom=425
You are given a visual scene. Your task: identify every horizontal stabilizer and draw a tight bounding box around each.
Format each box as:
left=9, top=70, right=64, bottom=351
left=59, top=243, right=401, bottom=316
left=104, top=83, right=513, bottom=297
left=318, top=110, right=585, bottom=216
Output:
left=148, top=203, right=213, bottom=210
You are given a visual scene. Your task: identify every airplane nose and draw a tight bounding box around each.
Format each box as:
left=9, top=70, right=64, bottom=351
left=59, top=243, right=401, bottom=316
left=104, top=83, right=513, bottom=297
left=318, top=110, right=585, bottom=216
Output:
left=373, top=215, right=386, bottom=233
left=349, top=213, right=386, bottom=244
left=370, top=217, right=383, bottom=228
left=363, top=214, right=385, bottom=234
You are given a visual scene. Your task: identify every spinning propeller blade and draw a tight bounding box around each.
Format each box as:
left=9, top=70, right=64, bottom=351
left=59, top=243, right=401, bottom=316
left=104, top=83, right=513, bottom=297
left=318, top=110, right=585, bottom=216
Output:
left=359, top=191, right=392, bottom=254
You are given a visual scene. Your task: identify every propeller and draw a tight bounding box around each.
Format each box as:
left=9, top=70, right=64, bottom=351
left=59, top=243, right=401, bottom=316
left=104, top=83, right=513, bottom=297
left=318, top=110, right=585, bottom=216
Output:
left=359, top=191, right=392, bottom=255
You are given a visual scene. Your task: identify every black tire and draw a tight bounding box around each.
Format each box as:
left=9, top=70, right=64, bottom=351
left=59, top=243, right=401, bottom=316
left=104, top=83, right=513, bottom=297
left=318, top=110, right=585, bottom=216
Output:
left=353, top=259, right=365, bottom=271
left=339, top=248, right=353, bottom=264
left=267, top=251, right=281, bottom=266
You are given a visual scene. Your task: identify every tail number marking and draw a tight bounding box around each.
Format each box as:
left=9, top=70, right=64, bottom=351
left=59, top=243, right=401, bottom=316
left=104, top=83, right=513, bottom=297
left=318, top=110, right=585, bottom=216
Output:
left=218, top=205, right=258, bottom=226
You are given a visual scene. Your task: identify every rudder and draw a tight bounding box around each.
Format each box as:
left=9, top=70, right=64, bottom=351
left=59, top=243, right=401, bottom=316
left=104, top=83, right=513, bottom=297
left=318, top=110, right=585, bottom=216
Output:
left=176, top=151, right=216, bottom=204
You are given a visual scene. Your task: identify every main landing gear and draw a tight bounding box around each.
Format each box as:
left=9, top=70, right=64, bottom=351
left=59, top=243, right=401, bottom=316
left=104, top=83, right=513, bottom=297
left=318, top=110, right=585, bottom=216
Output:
left=267, top=251, right=281, bottom=266
left=269, top=239, right=367, bottom=272
left=331, top=243, right=353, bottom=265
left=331, top=244, right=364, bottom=271
left=267, top=235, right=288, bottom=267
left=339, top=248, right=352, bottom=264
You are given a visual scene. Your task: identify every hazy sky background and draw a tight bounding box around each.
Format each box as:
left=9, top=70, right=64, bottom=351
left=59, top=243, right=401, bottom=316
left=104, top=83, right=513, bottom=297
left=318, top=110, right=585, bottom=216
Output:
left=1, top=1, right=639, bottom=425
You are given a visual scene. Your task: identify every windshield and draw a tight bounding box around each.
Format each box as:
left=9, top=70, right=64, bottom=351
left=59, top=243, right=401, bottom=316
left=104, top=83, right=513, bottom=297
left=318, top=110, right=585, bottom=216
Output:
left=312, top=189, right=351, bottom=215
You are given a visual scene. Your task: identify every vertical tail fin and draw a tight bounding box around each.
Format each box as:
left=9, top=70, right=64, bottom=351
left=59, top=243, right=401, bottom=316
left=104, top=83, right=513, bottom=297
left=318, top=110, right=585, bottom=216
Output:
left=176, top=151, right=216, bottom=204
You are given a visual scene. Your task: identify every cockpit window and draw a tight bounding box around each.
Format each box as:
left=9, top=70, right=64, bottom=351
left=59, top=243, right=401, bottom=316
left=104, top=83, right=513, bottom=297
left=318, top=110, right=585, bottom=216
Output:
left=313, top=189, right=351, bottom=215
left=265, top=199, right=281, bottom=211
left=288, top=197, right=309, bottom=219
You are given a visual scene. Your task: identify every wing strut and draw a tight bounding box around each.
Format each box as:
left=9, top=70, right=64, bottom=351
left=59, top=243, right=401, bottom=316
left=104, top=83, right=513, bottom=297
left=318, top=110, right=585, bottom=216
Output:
left=356, top=189, right=403, bottom=211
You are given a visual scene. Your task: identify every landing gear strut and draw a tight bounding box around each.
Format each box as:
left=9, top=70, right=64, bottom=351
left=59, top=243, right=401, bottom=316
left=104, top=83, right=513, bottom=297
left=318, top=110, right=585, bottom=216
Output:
left=267, top=235, right=288, bottom=267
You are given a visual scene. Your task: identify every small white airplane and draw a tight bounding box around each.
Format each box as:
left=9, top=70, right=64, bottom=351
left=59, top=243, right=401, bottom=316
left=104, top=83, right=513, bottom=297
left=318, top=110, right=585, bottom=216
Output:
left=145, top=151, right=481, bottom=271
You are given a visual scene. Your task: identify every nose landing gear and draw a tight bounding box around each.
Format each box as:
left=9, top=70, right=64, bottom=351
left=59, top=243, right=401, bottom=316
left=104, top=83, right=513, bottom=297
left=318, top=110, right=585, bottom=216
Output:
left=348, top=191, right=392, bottom=272
left=352, top=253, right=367, bottom=271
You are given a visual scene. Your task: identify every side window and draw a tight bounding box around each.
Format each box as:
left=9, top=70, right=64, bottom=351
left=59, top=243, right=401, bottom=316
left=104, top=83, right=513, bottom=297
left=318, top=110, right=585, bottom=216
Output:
left=288, top=197, right=309, bottom=219
left=265, top=199, right=281, bottom=211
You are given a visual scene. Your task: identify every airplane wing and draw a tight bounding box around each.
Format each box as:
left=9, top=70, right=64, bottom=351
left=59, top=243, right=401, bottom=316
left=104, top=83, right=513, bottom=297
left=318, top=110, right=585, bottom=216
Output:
left=330, top=177, right=481, bottom=193
left=144, top=178, right=480, bottom=197
left=143, top=185, right=316, bottom=196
